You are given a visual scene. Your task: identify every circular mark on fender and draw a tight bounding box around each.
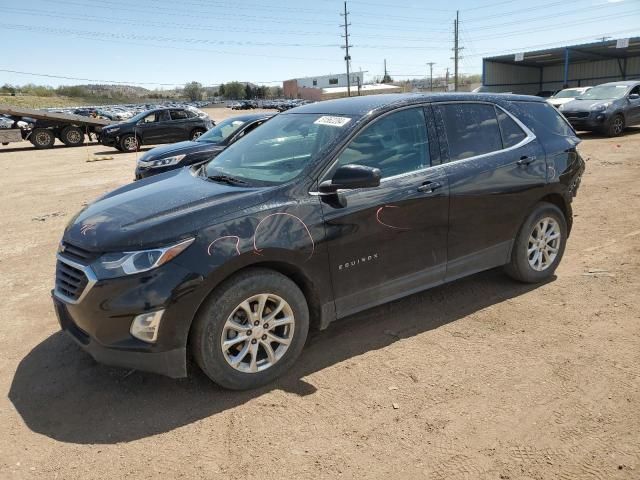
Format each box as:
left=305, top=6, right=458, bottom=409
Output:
left=253, top=213, right=315, bottom=261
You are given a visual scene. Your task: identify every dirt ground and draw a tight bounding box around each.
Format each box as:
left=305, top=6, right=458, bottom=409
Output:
left=0, top=107, right=638, bottom=480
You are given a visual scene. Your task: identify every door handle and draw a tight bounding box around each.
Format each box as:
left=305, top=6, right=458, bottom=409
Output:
left=517, top=155, right=536, bottom=166
left=417, top=181, right=442, bottom=193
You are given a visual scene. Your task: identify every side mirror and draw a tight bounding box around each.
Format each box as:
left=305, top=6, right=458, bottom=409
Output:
left=629, top=93, right=640, bottom=100
left=319, top=164, right=381, bottom=194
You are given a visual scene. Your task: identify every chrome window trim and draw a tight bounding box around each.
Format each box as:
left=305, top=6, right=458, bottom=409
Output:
left=309, top=100, right=537, bottom=196
left=54, top=254, right=97, bottom=305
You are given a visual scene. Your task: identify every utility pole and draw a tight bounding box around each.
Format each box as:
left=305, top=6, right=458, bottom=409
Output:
left=453, top=10, right=459, bottom=92
left=340, top=1, right=353, bottom=97
left=427, top=62, right=435, bottom=91
left=445, top=68, right=450, bottom=91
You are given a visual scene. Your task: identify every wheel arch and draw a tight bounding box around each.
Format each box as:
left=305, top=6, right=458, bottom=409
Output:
left=539, top=193, right=572, bottom=235
left=189, top=260, right=325, bottom=340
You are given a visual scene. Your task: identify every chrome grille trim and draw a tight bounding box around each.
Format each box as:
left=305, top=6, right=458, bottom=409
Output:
left=54, top=254, right=98, bottom=304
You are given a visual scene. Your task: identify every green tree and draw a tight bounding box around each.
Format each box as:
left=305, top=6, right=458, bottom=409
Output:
left=218, top=83, right=226, bottom=97
left=244, top=84, right=253, bottom=99
left=224, top=81, right=246, bottom=100
left=184, top=81, right=203, bottom=101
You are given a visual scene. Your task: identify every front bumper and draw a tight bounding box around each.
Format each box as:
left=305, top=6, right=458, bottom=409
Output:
left=100, top=134, right=118, bottom=147
left=562, top=111, right=608, bottom=131
left=54, top=296, right=187, bottom=377
left=52, top=258, right=206, bottom=378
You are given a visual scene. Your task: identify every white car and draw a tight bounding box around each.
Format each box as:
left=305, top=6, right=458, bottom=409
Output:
left=547, top=87, right=592, bottom=108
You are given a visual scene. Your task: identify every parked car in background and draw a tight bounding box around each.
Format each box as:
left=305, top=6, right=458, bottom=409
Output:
left=135, top=113, right=273, bottom=179
left=54, top=93, right=584, bottom=390
left=547, top=87, right=592, bottom=108
left=558, top=80, right=640, bottom=136
left=101, top=107, right=214, bottom=152
left=231, top=101, right=255, bottom=110
left=535, top=90, right=559, bottom=99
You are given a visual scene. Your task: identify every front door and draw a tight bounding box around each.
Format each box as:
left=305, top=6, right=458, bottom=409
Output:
left=319, top=106, right=449, bottom=318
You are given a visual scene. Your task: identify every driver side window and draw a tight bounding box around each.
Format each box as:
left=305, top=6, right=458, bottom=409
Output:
left=336, top=108, right=430, bottom=178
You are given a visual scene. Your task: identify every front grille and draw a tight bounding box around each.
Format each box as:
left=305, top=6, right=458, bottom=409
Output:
left=60, top=242, right=99, bottom=263
left=563, top=111, right=589, bottom=119
left=55, top=258, right=89, bottom=302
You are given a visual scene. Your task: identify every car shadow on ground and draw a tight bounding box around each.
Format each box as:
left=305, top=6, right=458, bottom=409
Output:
left=8, top=268, right=551, bottom=444
left=93, top=147, right=153, bottom=155
left=578, top=126, right=640, bottom=139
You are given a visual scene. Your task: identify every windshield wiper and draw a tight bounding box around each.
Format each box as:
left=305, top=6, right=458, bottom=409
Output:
left=207, top=174, right=248, bottom=186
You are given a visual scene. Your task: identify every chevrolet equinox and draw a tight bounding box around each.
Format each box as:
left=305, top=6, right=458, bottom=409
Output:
left=53, top=93, right=585, bottom=390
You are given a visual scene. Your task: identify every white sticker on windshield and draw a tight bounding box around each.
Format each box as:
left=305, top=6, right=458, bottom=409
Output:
left=314, top=116, right=351, bottom=127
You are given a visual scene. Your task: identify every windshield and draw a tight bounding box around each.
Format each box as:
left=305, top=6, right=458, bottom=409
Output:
left=204, top=113, right=353, bottom=185
left=554, top=89, right=584, bottom=99
left=577, top=85, right=629, bottom=100
left=197, top=117, right=247, bottom=144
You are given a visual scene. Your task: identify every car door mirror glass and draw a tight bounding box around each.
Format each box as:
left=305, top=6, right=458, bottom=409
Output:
left=319, top=164, right=381, bottom=193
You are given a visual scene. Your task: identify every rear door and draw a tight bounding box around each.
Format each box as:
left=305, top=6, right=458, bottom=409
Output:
left=319, top=106, right=450, bottom=318
left=433, top=101, right=547, bottom=281
left=168, top=109, right=192, bottom=141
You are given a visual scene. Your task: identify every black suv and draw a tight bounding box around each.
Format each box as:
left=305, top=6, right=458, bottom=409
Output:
left=100, top=107, right=214, bottom=152
left=134, top=113, right=272, bottom=180
left=53, top=93, right=584, bottom=390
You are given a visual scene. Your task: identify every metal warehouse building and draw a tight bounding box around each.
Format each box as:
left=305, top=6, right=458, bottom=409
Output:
left=482, top=37, right=640, bottom=94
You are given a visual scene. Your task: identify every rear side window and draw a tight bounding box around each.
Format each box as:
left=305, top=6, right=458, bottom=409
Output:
left=435, top=103, right=502, bottom=161
left=512, top=101, right=574, bottom=138
left=170, top=110, right=189, bottom=120
left=496, top=108, right=527, bottom=148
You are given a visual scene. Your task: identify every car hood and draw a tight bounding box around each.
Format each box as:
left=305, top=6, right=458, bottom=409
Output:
left=561, top=98, right=615, bottom=111
left=64, top=168, right=273, bottom=251
left=139, top=141, right=223, bottom=161
left=547, top=97, right=575, bottom=106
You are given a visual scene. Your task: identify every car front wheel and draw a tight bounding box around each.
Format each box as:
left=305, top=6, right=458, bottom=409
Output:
left=505, top=202, right=567, bottom=283
left=606, top=114, right=625, bottom=137
left=191, top=268, right=309, bottom=390
left=119, top=134, right=140, bottom=152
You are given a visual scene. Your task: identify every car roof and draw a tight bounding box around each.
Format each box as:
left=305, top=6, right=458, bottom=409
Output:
left=286, top=92, right=545, bottom=117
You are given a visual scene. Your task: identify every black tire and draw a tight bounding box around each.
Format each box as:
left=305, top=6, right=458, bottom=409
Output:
left=114, top=143, right=124, bottom=152
left=504, top=202, right=567, bottom=283
left=60, top=126, right=85, bottom=147
left=30, top=128, right=55, bottom=149
left=606, top=114, right=625, bottom=137
left=119, top=134, right=140, bottom=152
left=190, top=128, right=206, bottom=141
left=191, top=268, right=309, bottom=390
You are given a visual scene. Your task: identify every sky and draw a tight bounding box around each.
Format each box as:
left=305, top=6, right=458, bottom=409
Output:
left=1, top=0, right=638, bottom=88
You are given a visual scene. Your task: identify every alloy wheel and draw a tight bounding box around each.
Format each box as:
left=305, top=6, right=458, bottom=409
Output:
left=612, top=117, right=624, bottom=135
left=221, top=293, right=295, bottom=373
left=123, top=136, right=138, bottom=151
left=527, top=217, right=561, bottom=271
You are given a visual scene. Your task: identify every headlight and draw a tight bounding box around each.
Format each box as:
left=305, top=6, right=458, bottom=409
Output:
left=590, top=103, right=610, bottom=112
left=104, top=126, right=120, bottom=134
left=139, top=154, right=186, bottom=169
left=91, top=238, right=194, bottom=279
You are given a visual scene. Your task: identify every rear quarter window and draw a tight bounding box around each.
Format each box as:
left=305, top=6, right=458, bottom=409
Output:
left=511, top=101, right=575, bottom=139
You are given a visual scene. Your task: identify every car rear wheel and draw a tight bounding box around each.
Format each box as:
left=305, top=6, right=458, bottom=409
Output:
left=606, top=114, right=625, bottom=137
left=60, top=126, right=85, bottom=147
left=505, top=202, right=567, bottom=283
left=30, top=128, right=55, bottom=149
left=119, top=134, right=140, bottom=152
left=191, top=268, right=309, bottom=390
left=190, top=128, right=206, bottom=141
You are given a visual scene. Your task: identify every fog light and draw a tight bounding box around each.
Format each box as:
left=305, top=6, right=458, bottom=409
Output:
left=130, top=310, right=164, bottom=343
